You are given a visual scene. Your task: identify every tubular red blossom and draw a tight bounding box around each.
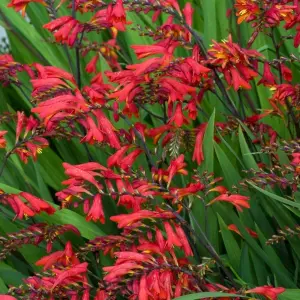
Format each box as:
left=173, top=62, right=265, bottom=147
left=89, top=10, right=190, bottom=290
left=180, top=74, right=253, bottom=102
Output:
left=44, top=17, right=84, bottom=47
left=110, top=210, right=175, bottom=228
left=80, top=116, right=104, bottom=145
left=7, top=0, right=45, bottom=16
left=86, top=55, right=99, bottom=74
left=234, top=0, right=260, bottom=24
left=119, top=149, right=143, bottom=171
left=86, top=194, right=105, bottom=223
left=208, top=194, right=250, bottom=211
left=107, top=145, right=131, bottom=168
left=0, top=296, right=17, bottom=300
left=245, top=110, right=273, bottom=124
left=139, top=275, right=149, bottom=300
left=246, top=286, right=285, bottom=300
left=51, top=262, right=88, bottom=290
left=208, top=186, right=228, bottom=194
left=183, top=3, right=194, bottom=27
left=164, top=222, right=182, bottom=248
left=20, top=192, right=55, bottom=215
left=62, top=163, right=103, bottom=192
left=8, top=195, right=35, bottom=219
left=0, top=131, right=8, bottom=148
left=94, top=290, right=108, bottom=300
left=168, top=103, right=189, bottom=127
left=291, top=153, right=300, bottom=166
left=230, top=67, right=251, bottom=90
left=258, top=63, right=277, bottom=86
left=103, top=262, right=142, bottom=282
left=115, top=251, right=152, bottom=263
left=31, top=94, right=88, bottom=124
left=167, top=154, right=188, bottom=187
left=16, top=111, right=25, bottom=143
left=107, top=0, right=129, bottom=31
left=36, top=241, right=79, bottom=270
left=32, top=64, right=76, bottom=84
left=208, top=35, right=261, bottom=90
left=228, top=224, right=258, bottom=238
left=93, top=109, right=121, bottom=149
left=280, top=63, right=292, bottom=82
left=174, top=224, right=193, bottom=256
left=192, top=123, right=207, bottom=165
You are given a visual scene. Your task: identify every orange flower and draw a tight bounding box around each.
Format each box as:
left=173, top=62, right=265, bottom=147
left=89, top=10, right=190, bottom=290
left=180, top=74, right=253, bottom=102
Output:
left=228, top=224, right=258, bottom=238
left=234, top=0, right=260, bottom=24
left=208, top=35, right=261, bottom=90
left=208, top=194, right=250, bottom=211
left=167, top=154, right=188, bottom=187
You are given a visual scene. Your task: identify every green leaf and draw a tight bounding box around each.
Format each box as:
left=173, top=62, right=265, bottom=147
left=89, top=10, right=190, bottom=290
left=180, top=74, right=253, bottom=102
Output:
left=248, top=182, right=300, bottom=210
left=200, top=109, right=215, bottom=173
left=279, top=289, right=300, bottom=300
left=238, top=127, right=259, bottom=171
left=218, top=214, right=241, bottom=271
left=0, top=277, right=8, bottom=293
left=0, top=262, right=25, bottom=286
left=174, top=292, right=248, bottom=300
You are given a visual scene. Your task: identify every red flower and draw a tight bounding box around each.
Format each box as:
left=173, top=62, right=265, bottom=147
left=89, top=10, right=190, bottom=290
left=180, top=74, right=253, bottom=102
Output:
left=174, top=223, right=193, bottom=256
left=16, top=111, right=25, bottom=143
left=86, top=194, right=105, bottom=223
left=36, top=241, right=79, bottom=270
left=234, top=0, right=260, bottom=24
left=183, top=3, right=194, bottom=28
left=51, top=262, right=88, bottom=290
left=43, top=17, right=84, bottom=47
left=107, top=145, right=131, bottom=168
left=107, top=0, right=128, bottom=31
left=94, top=290, right=108, bottom=300
left=208, top=194, right=250, bottom=211
left=7, top=0, right=45, bottom=16
left=31, top=93, right=88, bottom=124
left=291, top=153, right=300, bottom=166
left=164, top=221, right=182, bottom=248
left=228, top=224, right=258, bottom=238
left=0, top=296, right=17, bottom=300
left=246, top=286, right=285, bottom=300
left=110, top=210, right=174, bottom=228
left=258, top=62, right=277, bottom=86
left=20, top=192, right=55, bottom=215
left=229, top=67, right=251, bottom=90
left=0, top=131, right=8, bottom=148
left=119, top=149, right=143, bottom=171
left=192, top=123, right=207, bottom=165
left=280, top=63, right=292, bottom=82
left=93, top=109, right=121, bottom=149
left=86, top=55, right=99, bottom=74
left=167, top=154, right=188, bottom=187
left=80, top=116, right=104, bottom=145
left=7, top=195, right=35, bottom=219
left=62, top=162, right=105, bottom=191
left=168, top=103, right=189, bottom=127
left=139, top=275, right=148, bottom=300
left=208, top=35, right=261, bottom=90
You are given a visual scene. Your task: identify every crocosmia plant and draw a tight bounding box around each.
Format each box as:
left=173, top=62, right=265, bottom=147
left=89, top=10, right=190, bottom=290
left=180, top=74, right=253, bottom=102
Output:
left=0, top=0, right=299, bottom=299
